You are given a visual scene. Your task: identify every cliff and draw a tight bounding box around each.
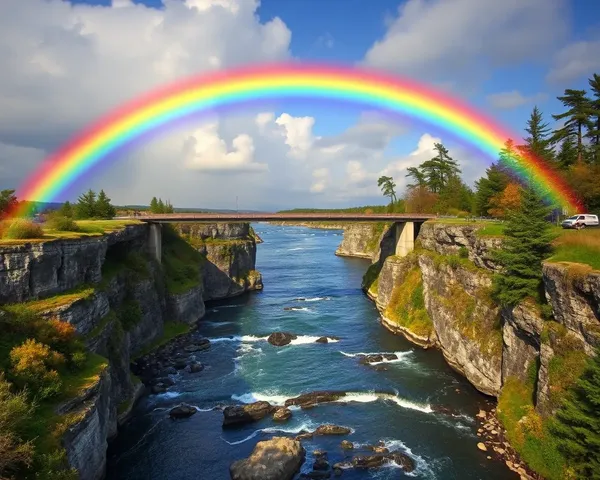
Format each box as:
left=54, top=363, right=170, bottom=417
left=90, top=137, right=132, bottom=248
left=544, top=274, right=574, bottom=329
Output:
left=335, top=222, right=392, bottom=260
left=175, top=223, right=263, bottom=300
left=364, top=221, right=599, bottom=401
left=0, top=221, right=262, bottom=480
left=356, top=220, right=600, bottom=478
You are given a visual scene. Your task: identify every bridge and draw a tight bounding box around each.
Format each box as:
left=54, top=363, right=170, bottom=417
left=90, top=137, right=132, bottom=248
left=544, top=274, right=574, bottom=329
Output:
left=120, top=213, right=437, bottom=263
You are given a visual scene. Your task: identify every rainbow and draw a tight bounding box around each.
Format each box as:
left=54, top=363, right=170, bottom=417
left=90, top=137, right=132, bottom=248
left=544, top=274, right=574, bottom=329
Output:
left=14, top=62, right=581, bottom=215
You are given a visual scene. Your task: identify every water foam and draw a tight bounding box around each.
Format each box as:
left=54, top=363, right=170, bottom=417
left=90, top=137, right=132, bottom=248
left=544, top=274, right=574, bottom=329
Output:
left=339, top=350, right=413, bottom=364
left=231, top=392, right=288, bottom=406
left=221, top=423, right=317, bottom=446
left=295, top=296, right=331, bottom=302
left=209, top=335, right=268, bottom=343
left=290, top=335, right=339, bottom=344
left=381, top=439, right=437, bottom=478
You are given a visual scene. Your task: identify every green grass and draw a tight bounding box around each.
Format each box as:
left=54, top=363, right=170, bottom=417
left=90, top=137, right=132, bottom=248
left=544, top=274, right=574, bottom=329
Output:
left=162, top=226, right=205, bottom=294
left=385, top=267, right=434, bottom=338
left=134, top=321, right=191, bottom=359
left=18, top=285, right=96, bottom=313
left=498, top=376, right=567, bottom=480
left=477, top=222, right=506, bottom=236
left=548, top=228, right=600, bottom=270
left=0, top=219, right=142, bottom=245
left=365, top=222, right=391, bottom=253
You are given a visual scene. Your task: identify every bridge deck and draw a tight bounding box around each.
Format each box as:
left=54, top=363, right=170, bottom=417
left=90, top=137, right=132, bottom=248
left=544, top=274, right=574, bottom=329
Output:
left=119, top=213, right=436, bottom=223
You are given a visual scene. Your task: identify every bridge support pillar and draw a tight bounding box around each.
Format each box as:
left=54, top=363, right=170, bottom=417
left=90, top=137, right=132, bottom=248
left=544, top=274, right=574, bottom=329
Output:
left=148, top=223, right=162, bottom=264
left=394, top=222, right=415, bottom=257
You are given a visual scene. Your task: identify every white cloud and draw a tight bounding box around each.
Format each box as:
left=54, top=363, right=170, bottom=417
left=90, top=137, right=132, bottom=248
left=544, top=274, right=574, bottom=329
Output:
left=546, top=39, right=600, bottom=84
left=274, top=113, right=317, bottom=159
left=363, top=0, right=568, bottom=84
left=182, top=121, right=267, bottom=173
left=486, top=90, right=547, bottom=110
left=310, top=168, right=330, bottom=193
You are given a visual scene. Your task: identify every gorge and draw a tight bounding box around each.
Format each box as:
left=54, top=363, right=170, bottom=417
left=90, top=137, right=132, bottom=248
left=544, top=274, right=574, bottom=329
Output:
left=1, top=220, right=597, bottom=479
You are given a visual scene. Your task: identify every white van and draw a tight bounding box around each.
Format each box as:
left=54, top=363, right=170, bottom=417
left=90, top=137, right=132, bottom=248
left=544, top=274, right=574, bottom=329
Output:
left=561, top=214, right=599, bottom=229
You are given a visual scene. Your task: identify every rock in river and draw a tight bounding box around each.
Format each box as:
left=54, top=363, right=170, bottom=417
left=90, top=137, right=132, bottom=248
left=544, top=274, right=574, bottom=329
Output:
left=223, top=401, right=275, bottom=426
left=284, top=391, right=347, bottom=409
left=273, top=407, right=292, bottom=422
left=358, top=353, right=398, bottom=365
left=169, top=404, right=197, bottom=419
left=267, top=332, right=298, bottom=346
left=314, top=424, right=352, bottom=436
left=229, top=436, right=305, bottom=480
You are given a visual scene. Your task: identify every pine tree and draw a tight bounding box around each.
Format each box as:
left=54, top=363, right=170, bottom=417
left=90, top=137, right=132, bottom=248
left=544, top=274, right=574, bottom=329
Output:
left=552, top=89, right=593, bottom=164
left=157, top=198, right=165, bottom=214
left=150, top=197, right=159, bottom=214
left=0, top=189, right=18, bottom=218
left=551, top=349, right=600, bottom=479
left=474, top=163, right=510, bottom=216
left=58, top=201, right=73, bottom=218
left=75, top=190, right=97, bottom=219
left=556, top=137, right=578, bottom=169
left=419, top=143, right=461, bottom=193
left=95, top=190, right=116, bottom=219
left=406, top=167, right=428, bottom=188
left=377, top=176, right=397, bottom=205
left=587, top=74, right=600, bottom=163
left=491, top=187, right=557, bottom=306
left=164, top=200, right=174, bottom=214
left=519, top=106, right=554, bottom=163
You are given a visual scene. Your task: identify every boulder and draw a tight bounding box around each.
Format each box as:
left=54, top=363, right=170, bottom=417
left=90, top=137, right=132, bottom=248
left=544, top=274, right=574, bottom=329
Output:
left=285, top=391, right=347, bottom=409
left=268, top=332, right=298, bottom=347
left=223, top=401, right=275, bottom=427
left=315, top=337, right=329, bottom=344
left=358, top=353, right=398, bottom=365
left=229, top=437, right=305, bottom=480
left=189, top=362, right=204, bottom=373
left=295, top=431, right=314, bottom=441
left=351, top=455, right=386, bottom=469
left=273, top=407, right=292, bottom=422
left=169, top=404, right=197, bottom=419
left=313, top=457, right=330, bottom=470
left=314, top=424, right=351, bottom=436
left=340, top=440, right=354, bottom=450
left=387, top=452, right=415, bottom=472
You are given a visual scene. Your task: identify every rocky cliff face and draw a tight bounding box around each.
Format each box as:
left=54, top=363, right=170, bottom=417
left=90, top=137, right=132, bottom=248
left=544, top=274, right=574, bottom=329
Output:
left=335, top=223, right=392, bottom=260
left=365, top=221, right=600, bottom=408
left=0, top=221, right=262, bottom=480
left=175, top=223, right=263, bottom=300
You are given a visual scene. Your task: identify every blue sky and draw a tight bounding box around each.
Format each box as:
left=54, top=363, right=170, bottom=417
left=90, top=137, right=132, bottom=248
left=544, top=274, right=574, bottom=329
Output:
left=1, top=0, right=600, bottom=210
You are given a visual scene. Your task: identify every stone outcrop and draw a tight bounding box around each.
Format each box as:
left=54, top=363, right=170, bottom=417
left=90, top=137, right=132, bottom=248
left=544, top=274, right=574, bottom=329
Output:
left=335, top=223, right=393, bottom=261
left=229, top=437, right=305, bottom=480
left=175, top=223, right=263, bottom=300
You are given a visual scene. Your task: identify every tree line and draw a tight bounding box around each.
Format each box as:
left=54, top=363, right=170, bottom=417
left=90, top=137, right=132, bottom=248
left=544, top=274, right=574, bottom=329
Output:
left=377, top=72, right=600, bottom=216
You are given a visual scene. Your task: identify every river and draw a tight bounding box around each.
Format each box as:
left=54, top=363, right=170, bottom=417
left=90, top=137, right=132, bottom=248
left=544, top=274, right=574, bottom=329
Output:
left=106, top=224, right=512, bottom=479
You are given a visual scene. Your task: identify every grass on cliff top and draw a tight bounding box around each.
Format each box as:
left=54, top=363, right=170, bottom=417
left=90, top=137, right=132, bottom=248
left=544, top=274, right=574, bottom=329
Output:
left=0, top=219, right=142, bottom=244
left=12, top=285, right=96, bottom=314
left=162, top=226, right=205, bottom=294
left=548, top=228, right=600, bottom=270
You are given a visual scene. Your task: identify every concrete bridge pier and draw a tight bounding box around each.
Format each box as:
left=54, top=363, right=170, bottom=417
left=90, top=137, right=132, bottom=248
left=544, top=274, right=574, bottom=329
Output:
left=148, top=223, right=162, bottom=264
left=394, top=221, right=419, bottom=257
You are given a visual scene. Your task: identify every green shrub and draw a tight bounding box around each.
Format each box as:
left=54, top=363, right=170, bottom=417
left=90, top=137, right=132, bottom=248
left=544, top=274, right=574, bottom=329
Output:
left=118, top=297, right=142, bottom=331
left=45, top=216, right=80, bottom=232
left=2, top=219, right=44, bottom=239
left=458, top=246, right=468, bottom=258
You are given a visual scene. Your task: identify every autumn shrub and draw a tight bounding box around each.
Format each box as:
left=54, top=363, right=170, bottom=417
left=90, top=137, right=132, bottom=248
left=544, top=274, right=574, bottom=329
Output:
left=36, top=319, right=82, bottom=358
left=10, top=340, right=65, bottom=399
left=2, top=219, right=44, bottom=240
left=0, top=373, right=35, bottom=478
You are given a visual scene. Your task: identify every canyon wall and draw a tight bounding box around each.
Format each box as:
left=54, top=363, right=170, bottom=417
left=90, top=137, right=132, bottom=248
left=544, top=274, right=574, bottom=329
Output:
left=340, top=221, right=600, bottom=406
left=0, top=222, right=262, bottom=480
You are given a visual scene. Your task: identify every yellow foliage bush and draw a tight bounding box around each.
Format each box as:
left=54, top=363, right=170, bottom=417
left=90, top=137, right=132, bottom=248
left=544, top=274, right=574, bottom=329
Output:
left=10, top=339, right=65, bottom=399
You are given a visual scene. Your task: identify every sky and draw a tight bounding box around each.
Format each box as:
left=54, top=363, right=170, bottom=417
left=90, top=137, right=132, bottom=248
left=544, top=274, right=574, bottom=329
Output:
left=0, top=0, right=599, bottom=211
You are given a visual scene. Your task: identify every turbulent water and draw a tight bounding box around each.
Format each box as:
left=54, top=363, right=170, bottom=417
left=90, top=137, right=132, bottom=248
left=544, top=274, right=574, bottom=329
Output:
left=107, top=224, right=511, bottom=479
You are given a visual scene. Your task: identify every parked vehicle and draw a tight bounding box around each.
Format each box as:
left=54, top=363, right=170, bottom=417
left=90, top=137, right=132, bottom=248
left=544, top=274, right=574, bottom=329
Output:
left=561, top=214, right=599, bottom=229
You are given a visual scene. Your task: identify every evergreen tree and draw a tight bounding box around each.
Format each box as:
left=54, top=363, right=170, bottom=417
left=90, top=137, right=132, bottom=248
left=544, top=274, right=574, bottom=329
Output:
left=377, top=176, right=397, bottom=205
left=58, top=201, right=74, bottom=218
left=551, top=349, right=600, bottom=479
left=552, top=89, right=593, bottom=164
left=0, top=189, right=18, bottom=218
left=519, top=106, right=554, bottom=162
left=587, top=73, right=600, bottom=163
left=556, top=137, right=578, bottom=169
left=157, top=198, right=165, bottom=214
left=405, top=167, right=427, bottom=188
left=95, top=190, right=116, bottom=219
left=164, top=200, right=174, bottom=214
left=474, top=163, right=510, bottom=216
left=75, top=190, right=97, bottom=219
left=436, top=175, right=474, bottom=213
left=491, top=187, right=557, bottom=306
left=419, top=143, right=461, bottom=193
left=150, top=197, right=159, bottom=214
